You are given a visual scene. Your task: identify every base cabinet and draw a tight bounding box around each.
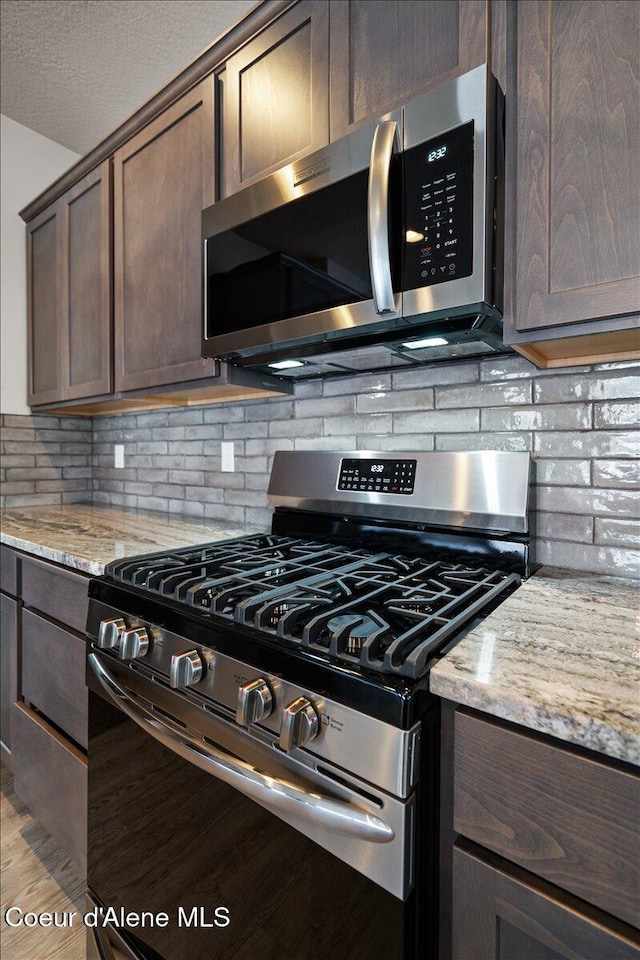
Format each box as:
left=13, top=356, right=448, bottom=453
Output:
left=441, top=705, right=640, bottom=960
left=452, top=844, right=640, bottom=960
left=7, top=550, right=90, bottom=878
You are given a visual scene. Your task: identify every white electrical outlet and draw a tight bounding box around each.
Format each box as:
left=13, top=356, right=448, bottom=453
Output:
left=114, top=444, right=125, bottom=469
left=221, top=441, right=235, bottom=472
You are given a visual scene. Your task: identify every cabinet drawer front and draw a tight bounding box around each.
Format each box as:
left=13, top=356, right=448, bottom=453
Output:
left=453, top=844, right=640, bottom=960
left=22, top=609, right=88, bottom=749
left=1, top=544, right=18, bottom=596
left=21, top=555, right=89, bottom=633
left=454, top=710, right=640, bottom=926
left=13, top=703, right=87, bottom=877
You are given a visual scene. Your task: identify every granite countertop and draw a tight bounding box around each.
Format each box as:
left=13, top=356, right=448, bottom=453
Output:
left=0, top=504, right=264, bottom=575
left=430, top=567, right=640, bottom=766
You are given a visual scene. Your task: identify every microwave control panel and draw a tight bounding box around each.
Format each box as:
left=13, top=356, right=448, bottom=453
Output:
left=337, top=458, right=417, bottom=495
left=403, top=121, right=474, bottom=289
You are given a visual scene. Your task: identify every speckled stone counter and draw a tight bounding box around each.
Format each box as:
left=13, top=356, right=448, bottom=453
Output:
left=0, top=504, right=265, bottom=576
left=430, top=567, right=640, bottom=766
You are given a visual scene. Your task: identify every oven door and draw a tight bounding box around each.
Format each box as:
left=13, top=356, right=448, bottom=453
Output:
left=202, top=113, right=402, bottom=366
left=86, top=651, right=419, bottom=960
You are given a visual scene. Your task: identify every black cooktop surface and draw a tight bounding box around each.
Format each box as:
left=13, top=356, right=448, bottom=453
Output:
left=105, top=534, right=520, bottom=681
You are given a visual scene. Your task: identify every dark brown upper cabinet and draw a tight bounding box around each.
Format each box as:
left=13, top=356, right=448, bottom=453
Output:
left=220, top=0, right=329, bottom=197
left=27, top=204, right=63, bottom=405
left=61, top=160, right=112, bottom=400
left=504, top=0, right=640, bottom=366
left=27, top=159, right=112, bottom=406
left=113, top=76, right=217, bottom=392
left=329, top=0, right=488, bottom=140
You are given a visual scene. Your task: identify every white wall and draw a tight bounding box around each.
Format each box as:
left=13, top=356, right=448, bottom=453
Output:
left=1, top=115, right=80, bottom=414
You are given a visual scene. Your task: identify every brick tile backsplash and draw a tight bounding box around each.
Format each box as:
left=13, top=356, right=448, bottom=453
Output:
left=533, top=371, right=639, bottom=403
left=1, top=414, right=92, bottom=509
left=594, top=518, right=640, bottom=548
left=592, top=460, right=640, bottom=488
left=2, top=354, right=639, bottom=577
left=594, top=401, right=640, bottom=429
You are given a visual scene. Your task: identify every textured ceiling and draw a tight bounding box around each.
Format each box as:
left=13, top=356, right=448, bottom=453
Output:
left=0, top=0, right=257, bottom=154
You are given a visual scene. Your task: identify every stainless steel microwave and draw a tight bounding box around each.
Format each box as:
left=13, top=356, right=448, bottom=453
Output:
left=202, top=65, right=507, bottom=379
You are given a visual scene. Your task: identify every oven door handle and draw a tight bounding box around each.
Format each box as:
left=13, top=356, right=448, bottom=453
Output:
left=368, top=119, right=398, bottom=315
left=89, top=654, right=395, bottom=844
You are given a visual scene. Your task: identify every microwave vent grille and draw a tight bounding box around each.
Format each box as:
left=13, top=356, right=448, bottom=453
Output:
left=393, top=340, right=498, bottom=362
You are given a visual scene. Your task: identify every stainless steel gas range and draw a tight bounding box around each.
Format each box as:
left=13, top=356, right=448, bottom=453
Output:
left=85, top=450, right=531, bottom=960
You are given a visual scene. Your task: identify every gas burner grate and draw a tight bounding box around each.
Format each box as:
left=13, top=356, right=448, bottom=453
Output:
left=105, top=535, right=520, bottom=680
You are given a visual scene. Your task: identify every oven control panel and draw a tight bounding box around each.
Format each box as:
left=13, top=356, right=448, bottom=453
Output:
left=403, top=120, right=474, bottom=289
left=337, top=458, right=417, bottom=495
left=88, top=600, right=420, bottom=798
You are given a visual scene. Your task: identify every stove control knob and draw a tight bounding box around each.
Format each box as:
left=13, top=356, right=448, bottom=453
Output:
left=279, top=697, right=319, bottom=752
left=170, top=650, right=203, bottom=689
left=97, top=618, right=125, bottom=650
left=236, top=679, right=273, bottom=727
left=119, top=626, right=150, bottom=661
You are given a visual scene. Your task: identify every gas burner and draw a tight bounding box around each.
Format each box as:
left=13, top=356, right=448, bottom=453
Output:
left=327, top=614, right=380, bottom=655
left=267, top=601, right=293, bottom=628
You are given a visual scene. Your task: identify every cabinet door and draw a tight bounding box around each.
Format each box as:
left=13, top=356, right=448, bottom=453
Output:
left=27, top=204, right=64, bottom=405
left=511, top=0, right=640, bottom=333
left=452, top=845, right=640, bottom=960
left=221, top=0, right=329, bottom=196
left=113, top=77, right=217, bottom=391
left=28, top=163, right=112, bottom=406
left=329, top=0, right=488, bottom=140
left=60, top=159, right=112, bottom=399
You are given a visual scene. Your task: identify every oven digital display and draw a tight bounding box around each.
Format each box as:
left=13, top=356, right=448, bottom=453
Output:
left=338, top=459, right=417, bottom=495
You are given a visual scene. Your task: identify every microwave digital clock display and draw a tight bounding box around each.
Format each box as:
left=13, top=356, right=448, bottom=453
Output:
left=338, top=459, right=417, bottom=495
left=427, top=145, right=447, bottom=163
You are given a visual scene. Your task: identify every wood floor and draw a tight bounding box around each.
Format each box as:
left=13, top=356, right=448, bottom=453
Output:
left=1, top=762, right=86, bottom=960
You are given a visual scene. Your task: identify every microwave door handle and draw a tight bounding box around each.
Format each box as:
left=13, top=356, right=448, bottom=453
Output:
left=368, top=120, right=398, bottom=314
left=89, top=653, right=394, bottom=845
